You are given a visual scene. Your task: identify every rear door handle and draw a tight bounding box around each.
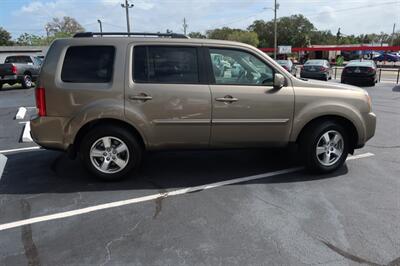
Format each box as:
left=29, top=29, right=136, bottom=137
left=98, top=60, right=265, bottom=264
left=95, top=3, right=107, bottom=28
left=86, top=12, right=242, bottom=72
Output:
left=215, top=95, right=238, bottom=103
left=128, top=93, right=153, bottom=101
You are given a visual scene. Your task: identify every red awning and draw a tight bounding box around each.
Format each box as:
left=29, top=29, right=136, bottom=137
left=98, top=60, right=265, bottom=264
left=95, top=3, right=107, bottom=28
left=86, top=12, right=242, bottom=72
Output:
left=259, top=46, right=400, bottom=53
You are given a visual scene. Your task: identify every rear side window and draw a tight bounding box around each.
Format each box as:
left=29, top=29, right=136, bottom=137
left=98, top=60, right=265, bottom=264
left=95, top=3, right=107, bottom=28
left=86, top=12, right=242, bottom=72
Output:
left=5, top=56, right=32, bottom=63
left=61, top=46, right=115, bottom=83
left=133, top=46, right=199, bottom=84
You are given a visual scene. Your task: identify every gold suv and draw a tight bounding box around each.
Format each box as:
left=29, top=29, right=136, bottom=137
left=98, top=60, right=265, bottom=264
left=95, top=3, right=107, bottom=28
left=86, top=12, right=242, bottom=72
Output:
left=31, top=32, right=376, bottom=180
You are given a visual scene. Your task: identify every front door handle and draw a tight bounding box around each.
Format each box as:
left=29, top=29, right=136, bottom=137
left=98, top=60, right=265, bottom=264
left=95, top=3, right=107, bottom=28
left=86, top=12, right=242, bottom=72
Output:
left=128, top=93, right=153, bottom=101
left=215, top=95, right=238, bottom=103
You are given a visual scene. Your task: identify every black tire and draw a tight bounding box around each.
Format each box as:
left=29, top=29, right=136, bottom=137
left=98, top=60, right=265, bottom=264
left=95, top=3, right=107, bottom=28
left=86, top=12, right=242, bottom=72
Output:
left=300, top=120, right=349, bottom=173
left=21, top=75, right=33, bottom=89
left=80, top=125, right=143, bottom=181
left=0, top=83, right=3, bottom=90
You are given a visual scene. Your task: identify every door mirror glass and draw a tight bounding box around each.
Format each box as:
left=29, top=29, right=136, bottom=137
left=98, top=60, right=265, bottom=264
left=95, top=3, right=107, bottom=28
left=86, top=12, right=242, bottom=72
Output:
left=273, top=73, right=285, bottom=89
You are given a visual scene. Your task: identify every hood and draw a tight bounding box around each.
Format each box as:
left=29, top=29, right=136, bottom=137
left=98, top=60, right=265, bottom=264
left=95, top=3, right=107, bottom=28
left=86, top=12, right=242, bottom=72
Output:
left=293, top=77, right=365, bottom=93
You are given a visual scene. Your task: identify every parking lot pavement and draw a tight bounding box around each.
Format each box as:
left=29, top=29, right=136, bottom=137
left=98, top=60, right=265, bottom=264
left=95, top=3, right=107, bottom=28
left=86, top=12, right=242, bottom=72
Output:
left=0, top=83, right=399, bottom=265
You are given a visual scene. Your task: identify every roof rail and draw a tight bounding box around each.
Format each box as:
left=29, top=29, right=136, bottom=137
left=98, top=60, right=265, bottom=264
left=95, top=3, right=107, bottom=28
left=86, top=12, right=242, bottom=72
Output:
left=73, top=32, right=189, bottom=39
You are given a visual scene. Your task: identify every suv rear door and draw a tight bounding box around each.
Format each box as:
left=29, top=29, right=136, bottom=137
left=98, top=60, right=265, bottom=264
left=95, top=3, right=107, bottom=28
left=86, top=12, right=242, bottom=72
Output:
left=126, top=44, right=212, bottom=149
left=206, top=47, right=294, bottom=148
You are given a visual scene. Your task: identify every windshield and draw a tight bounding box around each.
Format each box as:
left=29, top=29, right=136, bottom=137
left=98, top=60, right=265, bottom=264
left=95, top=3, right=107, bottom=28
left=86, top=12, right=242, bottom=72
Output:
left=305, top=60, right=324, bottom=65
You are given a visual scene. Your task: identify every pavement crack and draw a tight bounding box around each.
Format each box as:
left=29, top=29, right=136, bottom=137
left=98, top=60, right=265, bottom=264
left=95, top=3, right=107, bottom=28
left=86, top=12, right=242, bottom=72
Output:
left=146, top=179, right=168, bottom=219
left=20, top=199, right=41, bottom=266
left=367, top=144, right=400, bottom=149
left=320, top=240, right=383, bottom=266
left=100, top=220, right=141, bottom=266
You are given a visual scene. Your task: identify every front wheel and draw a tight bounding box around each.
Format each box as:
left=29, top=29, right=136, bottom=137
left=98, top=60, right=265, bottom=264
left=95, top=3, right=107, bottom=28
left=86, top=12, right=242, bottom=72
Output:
left=80, top=126, right=142, bottom=181
left=300, top=121, right=349, bottom=173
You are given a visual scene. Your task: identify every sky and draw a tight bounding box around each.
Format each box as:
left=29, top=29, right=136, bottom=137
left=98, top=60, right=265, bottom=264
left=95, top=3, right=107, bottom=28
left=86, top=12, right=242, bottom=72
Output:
left=1, top=0, right=399, bottom=39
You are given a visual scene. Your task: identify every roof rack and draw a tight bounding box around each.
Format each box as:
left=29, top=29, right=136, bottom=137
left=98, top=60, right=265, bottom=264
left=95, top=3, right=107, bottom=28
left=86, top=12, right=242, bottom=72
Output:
left=73, top=32, right=189, bottom=39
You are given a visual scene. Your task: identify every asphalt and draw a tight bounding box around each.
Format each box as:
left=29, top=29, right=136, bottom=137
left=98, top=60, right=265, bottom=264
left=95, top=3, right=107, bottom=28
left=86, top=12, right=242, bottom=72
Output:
left=0, top=82, right=399, bottom=265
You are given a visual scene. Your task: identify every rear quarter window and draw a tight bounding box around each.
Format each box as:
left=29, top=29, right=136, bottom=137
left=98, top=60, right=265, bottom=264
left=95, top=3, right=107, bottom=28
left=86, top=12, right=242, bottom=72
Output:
left=61, top=46, right=115, bottom=83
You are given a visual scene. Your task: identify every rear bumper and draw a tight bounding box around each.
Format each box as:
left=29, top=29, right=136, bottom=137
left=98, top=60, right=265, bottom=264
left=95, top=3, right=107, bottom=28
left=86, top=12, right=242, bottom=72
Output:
left=0, top=75, right=18, bottom=83
left=300, top=72, right=326, bottom=79
left=342, top=74, right=376, bottom=83
left=30, top=116, right=69, bottom=151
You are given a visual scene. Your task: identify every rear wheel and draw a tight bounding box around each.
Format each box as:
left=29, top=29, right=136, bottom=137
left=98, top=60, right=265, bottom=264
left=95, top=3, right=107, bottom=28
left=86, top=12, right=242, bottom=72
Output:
left=80, top=126, right=142, bottom=181
left=300, top=121, right=349, bottom=173
left=21, top=75, right=33, bottom=89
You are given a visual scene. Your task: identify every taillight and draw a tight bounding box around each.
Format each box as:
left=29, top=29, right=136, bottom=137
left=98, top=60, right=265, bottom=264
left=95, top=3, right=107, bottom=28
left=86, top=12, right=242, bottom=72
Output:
left=11, top=64, right=17, bottom=74
left=366, top=68, right=375, bottom=73
left=35, top=87, right=46, bottom=117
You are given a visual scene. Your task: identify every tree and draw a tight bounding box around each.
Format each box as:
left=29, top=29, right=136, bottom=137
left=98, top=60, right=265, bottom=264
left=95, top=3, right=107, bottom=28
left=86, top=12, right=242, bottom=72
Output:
left=206, top=27, right=240, bottom=40
left=16, top=33, right=44, bottom=46
left=0, top=27, right=13, bottom=46
left=188, top=32, right=206, bottom=39
left=45, top=16, right=85, bottom=36
left=227, top=31, right=259, bottom=47
left=249, top=15, right=317, bottom=47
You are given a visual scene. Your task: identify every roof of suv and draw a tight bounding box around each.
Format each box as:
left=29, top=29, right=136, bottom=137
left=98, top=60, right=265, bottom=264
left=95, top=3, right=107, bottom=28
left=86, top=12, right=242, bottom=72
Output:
left=55, top=33, right=256, bottom=50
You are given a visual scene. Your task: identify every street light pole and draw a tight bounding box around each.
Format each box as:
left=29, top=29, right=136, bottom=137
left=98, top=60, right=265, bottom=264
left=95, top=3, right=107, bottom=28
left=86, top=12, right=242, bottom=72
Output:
left=97, top=19, right=103, bottom=36
left=264, top=1, right=279, bottom=59
left=273, top=0, right=278, bottom=59
left=121, top=0, right=134, bottom=33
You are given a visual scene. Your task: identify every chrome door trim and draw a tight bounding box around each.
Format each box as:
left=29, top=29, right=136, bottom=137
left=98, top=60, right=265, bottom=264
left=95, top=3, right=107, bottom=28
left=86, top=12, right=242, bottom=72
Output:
left=153, top=119, right=210, bottom=125
left=212, top=119, right=289, bottom=125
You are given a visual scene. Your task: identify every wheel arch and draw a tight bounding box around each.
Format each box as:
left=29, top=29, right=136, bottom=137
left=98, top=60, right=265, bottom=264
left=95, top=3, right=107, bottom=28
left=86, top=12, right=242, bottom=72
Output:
left=70, top=118, right=147, bottom=157
left=295, top=115, right=359, bottom=153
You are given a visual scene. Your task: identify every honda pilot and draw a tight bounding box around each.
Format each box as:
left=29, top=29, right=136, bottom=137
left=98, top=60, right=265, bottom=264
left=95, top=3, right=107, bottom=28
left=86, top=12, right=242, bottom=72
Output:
left=30, top=32, right=376, bottom=180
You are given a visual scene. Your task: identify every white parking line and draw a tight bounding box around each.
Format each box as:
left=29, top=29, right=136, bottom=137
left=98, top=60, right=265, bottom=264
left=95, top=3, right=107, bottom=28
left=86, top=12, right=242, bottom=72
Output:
left=0, top=152, right=375, bottom=232
left=0, top=154, right=7, bottom=181
left=15, top=107, right=27, bottom=120
left=0, top=146, right=40, bottom=154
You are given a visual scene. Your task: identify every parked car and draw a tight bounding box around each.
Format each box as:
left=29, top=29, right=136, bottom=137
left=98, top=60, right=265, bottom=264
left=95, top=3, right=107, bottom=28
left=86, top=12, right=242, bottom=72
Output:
left=276, top=59, right=297, bottom=76
left=373, top=53, right=399, bottom=62
left=0, top=55, right=42, bottom=89
left=300, top=59, right=332, bottom=81
left=341, top=60, right=378, bottom=86
left=30, top=32, right=376, bottom=180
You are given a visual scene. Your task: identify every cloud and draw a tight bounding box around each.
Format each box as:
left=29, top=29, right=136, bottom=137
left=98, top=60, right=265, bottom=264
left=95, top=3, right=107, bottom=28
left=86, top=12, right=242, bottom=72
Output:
left=5, top=0, right=400, bottom=38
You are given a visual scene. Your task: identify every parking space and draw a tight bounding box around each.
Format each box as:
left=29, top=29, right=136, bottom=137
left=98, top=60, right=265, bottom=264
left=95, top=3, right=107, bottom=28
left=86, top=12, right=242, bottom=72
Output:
left=0, top=82, right=399, bottom=265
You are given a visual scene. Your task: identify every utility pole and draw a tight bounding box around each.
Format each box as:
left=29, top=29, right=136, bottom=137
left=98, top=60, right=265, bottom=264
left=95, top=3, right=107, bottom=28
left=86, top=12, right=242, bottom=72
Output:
left=391, top=23, right=396, bottom=46
left=273, top=0, right=279, bottom=59
left=97, top=19, right=103, bottom=36
left=183, top=17, right=188, bottom=35
left=121, top=0, right=134, bottom=33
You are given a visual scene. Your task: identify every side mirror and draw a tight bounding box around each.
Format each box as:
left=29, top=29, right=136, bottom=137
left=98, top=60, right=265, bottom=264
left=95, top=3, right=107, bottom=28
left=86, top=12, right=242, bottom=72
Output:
left=273, top=73, right=285, bottom=89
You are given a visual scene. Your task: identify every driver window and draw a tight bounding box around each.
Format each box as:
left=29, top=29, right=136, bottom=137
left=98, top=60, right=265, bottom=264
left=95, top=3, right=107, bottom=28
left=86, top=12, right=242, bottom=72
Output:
left=209, top=48, right=274, bottom=86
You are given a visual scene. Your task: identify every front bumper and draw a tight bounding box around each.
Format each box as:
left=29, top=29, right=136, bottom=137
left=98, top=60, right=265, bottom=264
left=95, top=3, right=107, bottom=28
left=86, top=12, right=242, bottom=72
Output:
left=364, top=112, right=376, bottom=143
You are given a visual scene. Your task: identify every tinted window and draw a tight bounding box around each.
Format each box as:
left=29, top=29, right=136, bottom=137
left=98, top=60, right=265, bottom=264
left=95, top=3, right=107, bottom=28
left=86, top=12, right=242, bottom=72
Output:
left=133, top=46, right=199, bottom=84
left=61, top=46, right=115, bottom=83
left=5, top=56, right=32, bottom=64
left=209, top=48, right=274, bottom=86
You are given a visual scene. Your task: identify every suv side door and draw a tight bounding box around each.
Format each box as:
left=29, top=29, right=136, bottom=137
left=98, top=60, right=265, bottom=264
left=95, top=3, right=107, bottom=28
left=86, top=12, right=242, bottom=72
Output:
left=206, top=47, right=294, bottom=148
left=125, top=44, right=212, bottom=149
